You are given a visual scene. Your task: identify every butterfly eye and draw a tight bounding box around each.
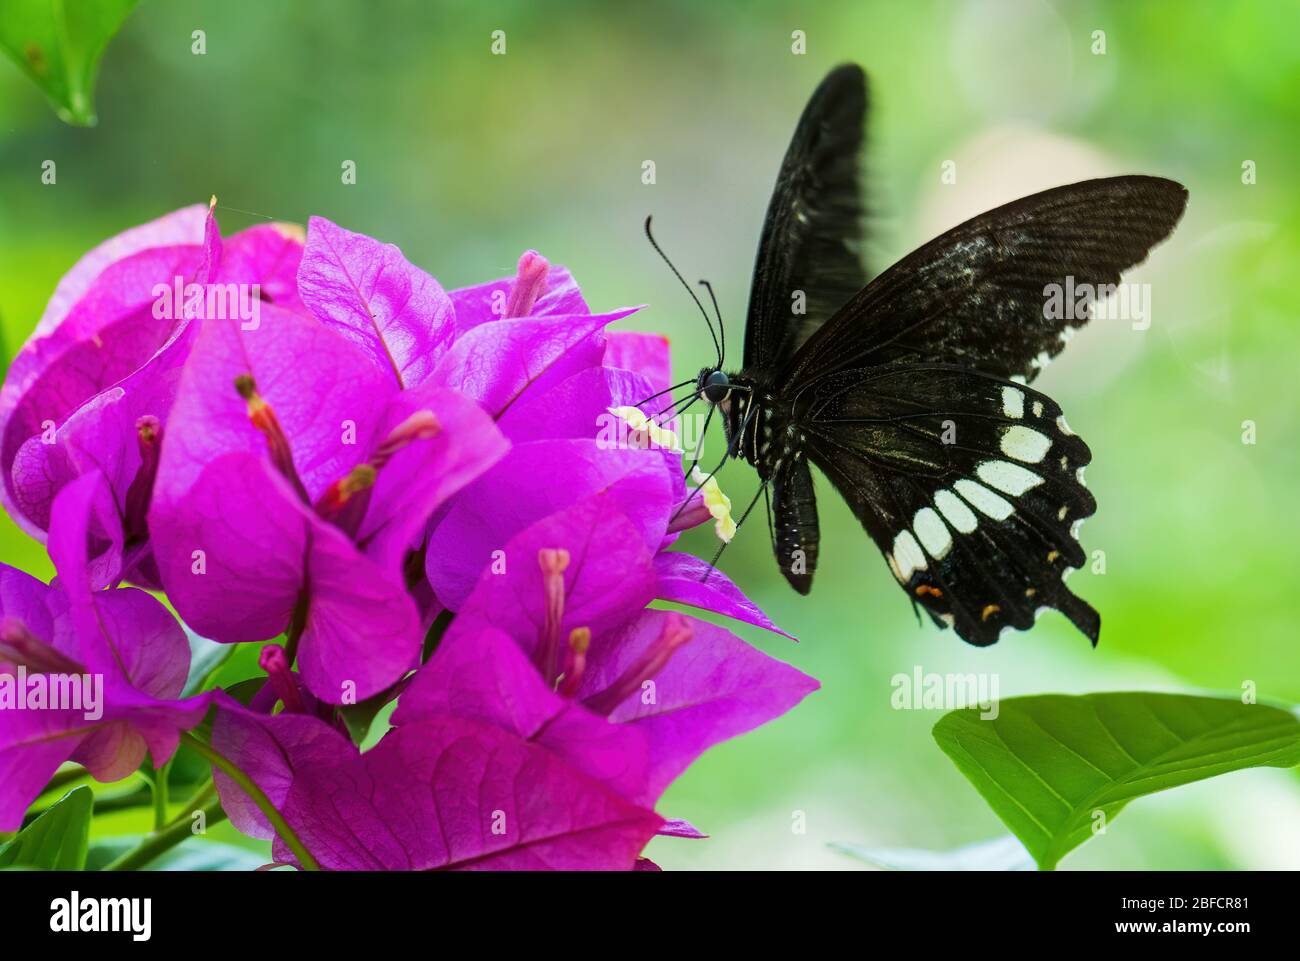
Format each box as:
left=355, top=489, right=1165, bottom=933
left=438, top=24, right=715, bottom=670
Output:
left=702, top=369, right=731, bottom=403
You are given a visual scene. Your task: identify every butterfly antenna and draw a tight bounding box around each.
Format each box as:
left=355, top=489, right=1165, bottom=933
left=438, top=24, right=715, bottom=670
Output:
left=697, top=279, right=725, bottom=364
left=644, top=216, right=722, bottom=367
left=632, top=376, right=697, bottom=410
left=653, top=392, right=700, bottom=426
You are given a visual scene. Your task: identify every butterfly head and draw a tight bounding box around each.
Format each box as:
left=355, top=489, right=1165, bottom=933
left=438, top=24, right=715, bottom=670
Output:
left=696, top=368, right=732, bottom=404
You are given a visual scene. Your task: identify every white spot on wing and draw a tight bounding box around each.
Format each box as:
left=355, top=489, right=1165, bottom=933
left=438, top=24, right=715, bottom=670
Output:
left=890, top=530, right=927, bottom=581
left=1032, top=400, right=1044, bottom=418
left=934, top=488, right=977, bottom=533
left=1000, top=425, right=1052, bottom=463
left=913, top=507, right=953, bottom=560
left=954, top=479, right=1014, bottom=521
left=976, top=460, right=1044, bottom=496
left=1001, top=386, right=1024, bottom=419
left=1056, top=414, right=1075, bottom=436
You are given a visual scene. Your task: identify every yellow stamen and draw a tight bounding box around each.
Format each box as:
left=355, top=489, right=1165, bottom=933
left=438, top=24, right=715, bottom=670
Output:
left=567, top=626, right=591, bottom=654
left=690, top=466, right=737, bottom=543
left=339, top=464, right=376, bottom=498
left=608, top=406, right=682, bottom=452
left=272, top=221, right=306, bottom=243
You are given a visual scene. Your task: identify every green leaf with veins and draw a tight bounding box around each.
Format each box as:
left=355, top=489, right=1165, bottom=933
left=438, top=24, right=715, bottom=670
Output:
left=933, top=692, right=1300, bottom=870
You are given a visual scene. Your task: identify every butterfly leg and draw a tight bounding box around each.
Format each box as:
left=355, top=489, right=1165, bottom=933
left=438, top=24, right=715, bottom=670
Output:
left=669, top=402, right=757, bottom=527
left=682, top=403, right=716, bottom=479
left=701, top=475, right=773, bottom=584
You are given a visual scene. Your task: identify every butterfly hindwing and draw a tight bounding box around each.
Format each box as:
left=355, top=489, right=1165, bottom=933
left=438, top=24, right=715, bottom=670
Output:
left=801, top=364, right=1098, bottom=645
left=744, top=63, right=869, bottom=372
left=784, top=175, right=1188, bottom=385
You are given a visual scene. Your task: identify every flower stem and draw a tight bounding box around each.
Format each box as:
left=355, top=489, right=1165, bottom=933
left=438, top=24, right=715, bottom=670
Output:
left=152, top=760, right=170, bottom=830
left=102, top=789, right=227, bottom=872
left=179, top=731, right=321, bottom=870
left=171, top=779, right=218, bottom=822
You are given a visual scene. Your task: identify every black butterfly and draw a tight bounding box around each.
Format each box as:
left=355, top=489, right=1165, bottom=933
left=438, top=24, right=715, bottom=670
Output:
left=649, top=63, right=1187, bottom=647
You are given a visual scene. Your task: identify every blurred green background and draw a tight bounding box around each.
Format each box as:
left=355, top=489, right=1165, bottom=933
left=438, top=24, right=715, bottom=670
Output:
left=2, top=0, right=1298, bottom=869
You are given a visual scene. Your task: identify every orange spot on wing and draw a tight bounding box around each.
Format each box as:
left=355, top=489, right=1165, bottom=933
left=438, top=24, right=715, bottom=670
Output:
left=981, top=604, right=1001, bottom=621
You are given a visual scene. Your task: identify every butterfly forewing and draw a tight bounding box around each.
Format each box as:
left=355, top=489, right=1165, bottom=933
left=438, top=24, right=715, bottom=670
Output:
left=744, top=63, right=869, bottom=371
left=802, top=365, right=1098, bottom=645
left=783, top=175, right=1189, bottom=386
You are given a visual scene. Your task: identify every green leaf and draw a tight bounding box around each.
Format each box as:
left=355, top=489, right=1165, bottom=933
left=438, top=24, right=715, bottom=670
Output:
left=340, top=679, right=403, bottom=746
left=181, top=626, right=234, bottom=697
left=26, top=780, right=149, bottom=824
left=86, top=836, right=267, bottom=871
left=0, top=786, right=93, bottom=869
left=0, top=0, right=139, bottom=126
left=933, top=692, right=1300, bottom=869
left=831, top=835, right=1034, bottom=871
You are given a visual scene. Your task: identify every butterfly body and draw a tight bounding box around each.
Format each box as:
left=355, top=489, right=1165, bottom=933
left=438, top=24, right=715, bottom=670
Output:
left=672, top=64, right=1186, bottom=647
left=711, top=375, right=770, bottom=467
